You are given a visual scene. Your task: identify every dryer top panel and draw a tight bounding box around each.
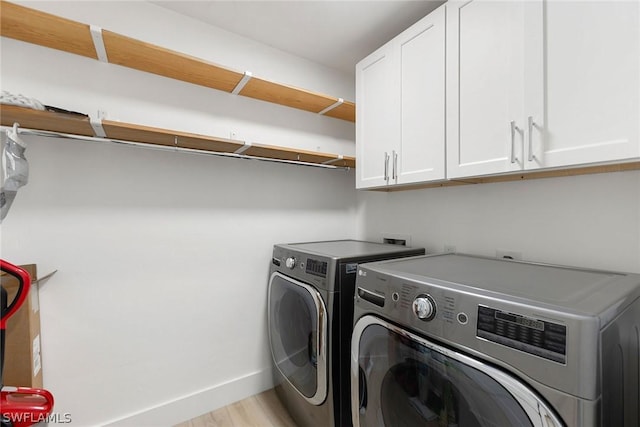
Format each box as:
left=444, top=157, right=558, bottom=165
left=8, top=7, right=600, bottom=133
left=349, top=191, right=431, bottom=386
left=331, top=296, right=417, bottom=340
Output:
left=278, top=240, right=423, bottom=261
left=361, top=253, right=640, bottom=317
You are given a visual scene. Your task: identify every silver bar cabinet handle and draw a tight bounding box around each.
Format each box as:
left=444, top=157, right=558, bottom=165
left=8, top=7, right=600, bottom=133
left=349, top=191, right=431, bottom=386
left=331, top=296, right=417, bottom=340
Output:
left=510, top=120, right=519, bottom=164
left=528, top=116, right=535, bottom=161
left=392, top=150, right=398, bottom=180
left=384, top=152, right=389, bottom=181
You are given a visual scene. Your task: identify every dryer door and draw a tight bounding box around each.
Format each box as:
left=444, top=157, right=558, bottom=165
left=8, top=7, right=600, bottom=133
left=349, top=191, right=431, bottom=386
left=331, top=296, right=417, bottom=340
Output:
left=351, top=315, right=564, bottom=427
left=268, top=272, right=328, bottom=405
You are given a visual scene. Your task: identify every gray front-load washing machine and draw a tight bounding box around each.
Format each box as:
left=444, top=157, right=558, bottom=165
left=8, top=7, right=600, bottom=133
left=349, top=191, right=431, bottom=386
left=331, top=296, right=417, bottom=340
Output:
left=268, top=240, right=424, bottom=426
left=351, top=253, right=640, bottom=426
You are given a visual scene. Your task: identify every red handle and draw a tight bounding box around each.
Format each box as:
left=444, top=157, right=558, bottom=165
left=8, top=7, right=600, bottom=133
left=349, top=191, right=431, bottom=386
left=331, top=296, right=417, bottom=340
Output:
left=0, top=260, right=31, bottom=329
left=1, top=387, right=55, bottom=427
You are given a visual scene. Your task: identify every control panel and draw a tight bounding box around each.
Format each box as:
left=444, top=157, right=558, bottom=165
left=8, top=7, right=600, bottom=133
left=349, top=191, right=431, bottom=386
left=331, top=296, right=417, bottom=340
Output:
left=271, top=247, right=332, bottom=290
left=306, top=258, right=328, bottom=278
left=477, top=306, right=567, bottom=364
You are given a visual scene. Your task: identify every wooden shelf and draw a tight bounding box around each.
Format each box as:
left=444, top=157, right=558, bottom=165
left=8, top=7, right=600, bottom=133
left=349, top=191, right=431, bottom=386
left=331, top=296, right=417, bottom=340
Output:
left=0, top=1, right=356, bottom=122
left=323, top=101, right=356, bottom=122
left=100, top=120, right=244, bottom=154
left=101, top=30, right=244, bottom=93
left=0, top=0, right=97, bottom=59
left=0, top=105, right=356, bottom=168
left=0, top=104, right=95, bottom=137
left=238, top=77, right=344, bottom=116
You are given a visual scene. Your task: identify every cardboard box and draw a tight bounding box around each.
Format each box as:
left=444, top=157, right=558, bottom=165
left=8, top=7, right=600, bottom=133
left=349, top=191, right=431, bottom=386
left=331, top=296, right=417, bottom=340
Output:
left=1, top=264, right=43, bottom=388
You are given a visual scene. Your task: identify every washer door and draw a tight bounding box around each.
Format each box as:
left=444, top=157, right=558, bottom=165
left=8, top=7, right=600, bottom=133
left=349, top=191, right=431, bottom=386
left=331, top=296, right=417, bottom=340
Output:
left=351, top=315, right=564, bottom=427
left=268, top=272, right=328, bottom=405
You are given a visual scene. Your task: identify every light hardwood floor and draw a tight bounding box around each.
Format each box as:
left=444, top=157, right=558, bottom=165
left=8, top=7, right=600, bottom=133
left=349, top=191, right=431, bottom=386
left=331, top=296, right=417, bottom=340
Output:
left=174, top=389, right=298, bottom=427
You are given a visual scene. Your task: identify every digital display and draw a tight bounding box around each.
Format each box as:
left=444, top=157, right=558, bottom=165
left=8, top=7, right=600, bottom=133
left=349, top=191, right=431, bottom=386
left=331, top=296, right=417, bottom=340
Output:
left=306, top=258, right=328, bottom=278
left=495, top=311, right=545, bottom=331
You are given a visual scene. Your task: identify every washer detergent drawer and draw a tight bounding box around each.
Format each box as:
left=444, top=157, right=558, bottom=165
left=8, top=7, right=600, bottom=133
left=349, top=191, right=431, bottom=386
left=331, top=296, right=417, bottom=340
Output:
left=351, top=315, right=564, bottom=427
left=268, top=272, right=328, bottom=405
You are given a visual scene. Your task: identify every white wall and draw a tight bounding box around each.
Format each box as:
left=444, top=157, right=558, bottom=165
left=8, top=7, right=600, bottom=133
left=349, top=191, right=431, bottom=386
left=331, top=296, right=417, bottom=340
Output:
left=2, top=137, right=356, bottom=426
left=1, top=2, right=357, bottom=426
left=357, top=170, right=640, bottom=274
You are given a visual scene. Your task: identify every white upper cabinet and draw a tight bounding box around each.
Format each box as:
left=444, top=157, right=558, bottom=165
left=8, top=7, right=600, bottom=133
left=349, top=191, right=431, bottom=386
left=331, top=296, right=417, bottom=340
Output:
left=356, top=43, right=398, bottom=188
left=398, top=6, right=446, bottom=185
left=526, top=0, right=640, bottom=170
left=446, top=0, right=526, bottom=179
left=356, top=5, right=445, bottom=189
left=447, top=0, right=640, bottom=179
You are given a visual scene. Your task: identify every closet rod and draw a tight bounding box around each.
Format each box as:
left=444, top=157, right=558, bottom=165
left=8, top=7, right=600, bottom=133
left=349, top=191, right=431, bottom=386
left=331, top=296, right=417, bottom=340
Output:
left=13, top=127, right=350, bottom=170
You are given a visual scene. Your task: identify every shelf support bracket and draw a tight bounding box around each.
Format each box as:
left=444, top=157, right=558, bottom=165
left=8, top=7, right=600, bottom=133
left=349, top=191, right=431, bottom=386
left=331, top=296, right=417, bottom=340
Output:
left=234, top=142, right=252, bottom=155
left=318, top=98, right=344, bottom=115
left=90, top=25, right=109, bottom=63
left=231, top=71, right=253, bottom=95
left=89, top=116, right=106, bottom=138
left=323, top=154, right=344, bottom=165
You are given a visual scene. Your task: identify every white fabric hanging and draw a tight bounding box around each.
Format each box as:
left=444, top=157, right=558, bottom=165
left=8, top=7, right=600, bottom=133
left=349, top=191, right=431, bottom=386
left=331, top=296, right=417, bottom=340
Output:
left=0, top=90, right=45, bottom=110
left=0, top=125, right=29, bottom=221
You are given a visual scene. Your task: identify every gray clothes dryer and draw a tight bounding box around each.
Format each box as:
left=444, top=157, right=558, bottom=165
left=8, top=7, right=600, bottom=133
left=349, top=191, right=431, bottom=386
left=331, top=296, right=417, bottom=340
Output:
left=351, top=253, right=640, bottom=427
left=268, top=240, right=424, bottom=427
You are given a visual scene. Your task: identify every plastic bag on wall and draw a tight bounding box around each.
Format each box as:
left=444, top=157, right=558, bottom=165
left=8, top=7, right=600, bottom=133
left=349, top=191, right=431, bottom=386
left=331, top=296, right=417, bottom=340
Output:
left=0, top=126, right=29, bottom=221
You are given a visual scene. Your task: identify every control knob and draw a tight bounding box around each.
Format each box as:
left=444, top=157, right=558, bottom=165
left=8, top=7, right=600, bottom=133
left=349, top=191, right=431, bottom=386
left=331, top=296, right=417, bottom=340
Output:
left=285, top=257, right=296, bottom=269
left=412, top=295, right=437, bottom=321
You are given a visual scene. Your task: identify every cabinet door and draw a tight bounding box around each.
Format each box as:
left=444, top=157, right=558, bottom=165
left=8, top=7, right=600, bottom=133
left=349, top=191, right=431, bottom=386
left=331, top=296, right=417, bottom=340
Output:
left=446, top=0, right=526, bottom=179
left=525, top=1, right=640, bottom=170
left=396, top=5, right=446, bottom=184
left=356, top=44, right=398, bottom=189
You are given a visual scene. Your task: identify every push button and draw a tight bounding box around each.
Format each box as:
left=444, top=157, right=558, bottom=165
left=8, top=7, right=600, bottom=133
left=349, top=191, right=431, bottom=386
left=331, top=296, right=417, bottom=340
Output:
left=457, top=312, right=468, bottom=325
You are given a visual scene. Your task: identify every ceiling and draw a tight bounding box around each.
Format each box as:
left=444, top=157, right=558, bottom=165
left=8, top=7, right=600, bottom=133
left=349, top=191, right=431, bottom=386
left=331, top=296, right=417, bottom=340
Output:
left=150, top=1, right=444, bottom=75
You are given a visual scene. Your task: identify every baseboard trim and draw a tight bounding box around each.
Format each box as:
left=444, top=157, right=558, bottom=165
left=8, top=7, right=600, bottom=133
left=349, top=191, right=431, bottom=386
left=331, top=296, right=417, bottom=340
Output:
left=103, top=368, right=274, bottom=426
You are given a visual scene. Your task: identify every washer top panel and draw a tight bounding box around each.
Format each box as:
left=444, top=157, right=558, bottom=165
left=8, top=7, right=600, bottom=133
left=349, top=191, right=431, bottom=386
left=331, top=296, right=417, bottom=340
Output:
left=279, top=240, right=422, bottom=260
left=362, top=253, right=640, bottom=316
